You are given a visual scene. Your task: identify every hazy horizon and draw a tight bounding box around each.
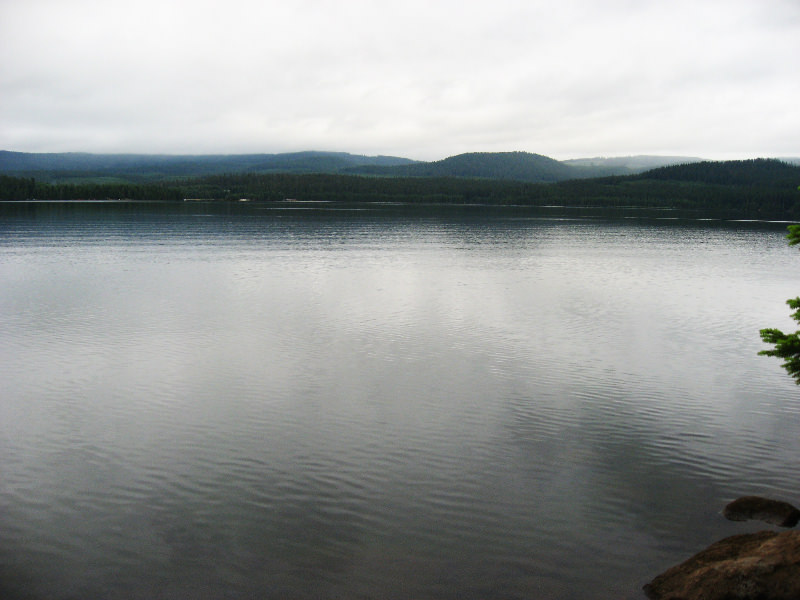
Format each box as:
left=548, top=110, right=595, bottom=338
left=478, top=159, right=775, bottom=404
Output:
left=4, top=148, right=798, bottom=164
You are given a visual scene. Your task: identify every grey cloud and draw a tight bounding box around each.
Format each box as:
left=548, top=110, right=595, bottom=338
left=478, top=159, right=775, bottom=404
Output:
left=1, top=0, right=797, bottom=159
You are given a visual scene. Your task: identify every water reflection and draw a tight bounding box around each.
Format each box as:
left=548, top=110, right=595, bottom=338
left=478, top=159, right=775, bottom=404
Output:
left=0, top=202, right=798, bottom=600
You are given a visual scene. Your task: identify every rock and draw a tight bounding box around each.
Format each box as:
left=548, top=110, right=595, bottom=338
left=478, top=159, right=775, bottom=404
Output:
left=722, top=496, right=800, bottom=527
left=643, top=530, right=800, bottom=600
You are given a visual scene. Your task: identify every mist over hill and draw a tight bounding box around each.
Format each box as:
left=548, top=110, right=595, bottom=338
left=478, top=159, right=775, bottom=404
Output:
left=563, top=155, right=703, bottom=175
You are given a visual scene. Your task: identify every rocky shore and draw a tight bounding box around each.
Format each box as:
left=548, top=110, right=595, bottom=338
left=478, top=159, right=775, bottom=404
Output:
left=644, top=496, right=800, bottom=600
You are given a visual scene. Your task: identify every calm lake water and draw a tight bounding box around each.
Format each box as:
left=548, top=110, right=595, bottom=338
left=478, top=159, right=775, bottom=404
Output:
left=1, top=202, right=799, bottom=600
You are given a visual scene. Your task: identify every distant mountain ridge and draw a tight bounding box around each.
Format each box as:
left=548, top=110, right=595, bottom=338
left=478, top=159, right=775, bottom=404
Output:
left=1, top=149, right=792, bottom=185
left=2, top=149, right=588, bottom=183
left=0, top=150, right=416, bottom=182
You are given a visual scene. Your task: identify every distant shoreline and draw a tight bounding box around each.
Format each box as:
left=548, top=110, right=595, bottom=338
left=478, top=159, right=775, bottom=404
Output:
left=1, top=158, right=799, bottom=220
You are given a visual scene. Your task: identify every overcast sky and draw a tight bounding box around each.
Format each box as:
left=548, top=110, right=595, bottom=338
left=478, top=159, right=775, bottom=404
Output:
left=1, top=0, right=798, bottom=161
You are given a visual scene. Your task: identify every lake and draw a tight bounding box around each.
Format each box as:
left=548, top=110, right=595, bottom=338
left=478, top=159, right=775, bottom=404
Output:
left=1, top=201, right=799, bottom=599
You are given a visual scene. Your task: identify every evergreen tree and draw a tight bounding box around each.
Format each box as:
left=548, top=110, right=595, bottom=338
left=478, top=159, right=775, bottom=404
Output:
left=760, top=215, right=800, bottom=382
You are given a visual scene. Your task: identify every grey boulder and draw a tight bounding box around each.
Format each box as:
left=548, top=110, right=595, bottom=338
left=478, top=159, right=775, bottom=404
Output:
left=722, top=496, right=800, bottom=527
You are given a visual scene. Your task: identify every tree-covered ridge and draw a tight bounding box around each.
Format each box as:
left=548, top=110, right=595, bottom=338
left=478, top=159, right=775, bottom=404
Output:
left=2, top=150, right=694, bottom=185
left=343, top=151, right=578, bottom=182
left=0, top=149, right=729, bottom=185
left=637, top=158, right=799, bottom=186
left=551, top=159, right=800, bottom=216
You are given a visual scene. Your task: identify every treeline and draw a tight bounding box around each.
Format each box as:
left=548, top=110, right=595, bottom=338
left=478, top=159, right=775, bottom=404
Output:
left=182, top=172, right=553, bottom=203
left=0, top=175, right=183, bottom=201
left=181, top=161, right=800, bottom=217
left=554, top=176, right=800, bottom=217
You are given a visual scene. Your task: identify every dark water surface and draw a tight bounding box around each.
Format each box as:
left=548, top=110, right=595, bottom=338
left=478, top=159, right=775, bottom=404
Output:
left=1, top=202, right=799, bottom=599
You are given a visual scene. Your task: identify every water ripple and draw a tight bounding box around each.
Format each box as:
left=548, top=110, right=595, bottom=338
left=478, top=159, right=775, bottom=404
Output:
left=1, top=207, right=797, bottom=600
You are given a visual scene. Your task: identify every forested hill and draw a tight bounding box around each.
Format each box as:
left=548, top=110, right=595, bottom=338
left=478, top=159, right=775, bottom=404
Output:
left=635, top=158, right=800, bottom=186
left=0, top=151, right=416, bottom=182
left=343, top=151, right=577, bottom=182
left=0, top=149, right=578, bottom=183
left=0, top=149, right=708, bottom=184
left=546, top=157, right=800, bottom=217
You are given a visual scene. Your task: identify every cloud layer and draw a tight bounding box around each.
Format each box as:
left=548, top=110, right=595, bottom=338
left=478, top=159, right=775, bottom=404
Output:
left=2, top=0, right=798, bottom=160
